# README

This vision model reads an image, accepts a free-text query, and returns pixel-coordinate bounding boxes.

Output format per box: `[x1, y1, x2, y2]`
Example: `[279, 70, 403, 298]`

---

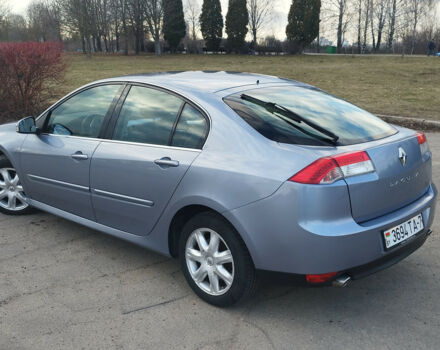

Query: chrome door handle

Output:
[71, 152, 88, 160]
[154, 157, 179, 168]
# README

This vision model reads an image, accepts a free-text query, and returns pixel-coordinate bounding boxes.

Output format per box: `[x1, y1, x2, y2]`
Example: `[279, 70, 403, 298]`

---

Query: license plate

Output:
[383, 214, 424, 249]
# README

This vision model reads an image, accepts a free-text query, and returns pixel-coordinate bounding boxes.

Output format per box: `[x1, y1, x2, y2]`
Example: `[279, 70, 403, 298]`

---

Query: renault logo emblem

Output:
[398, 147, 407, 166]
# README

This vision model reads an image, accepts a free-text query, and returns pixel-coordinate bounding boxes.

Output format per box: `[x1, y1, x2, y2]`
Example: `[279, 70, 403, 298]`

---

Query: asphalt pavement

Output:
[1, 133, 440, 350]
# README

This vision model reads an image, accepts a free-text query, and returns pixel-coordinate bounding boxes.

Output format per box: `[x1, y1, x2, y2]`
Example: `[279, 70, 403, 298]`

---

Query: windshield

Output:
[223, 86, 397, 146]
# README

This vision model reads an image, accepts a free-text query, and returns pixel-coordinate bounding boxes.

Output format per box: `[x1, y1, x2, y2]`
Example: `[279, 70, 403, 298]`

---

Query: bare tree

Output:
[107, 0, 119, 51]
[323, 0, 351, 53]
[28, 0, 62, 42]
[91, 0, 111, 52]
[369, 0, 376, 49]
[118, 0, 129, 54]
[127, 0, 145, 54]
[372, 0, 388, 51]
[99, 0, 111, 51]
[0, 1, 10, 40]
[337, 0, 349, 53]
[0, 1, 9, 23]
[362, 0, 371, 52]
[185, 0, 200, 40]
[58, 0, 93, 55]
[356, 0, 363, 53]
[405, 0, 433, 54]
[387, 0, 398, 51]
[4, 14, 28, 41]
[144, 0, 163, 55]
[247, 0, 273, 48]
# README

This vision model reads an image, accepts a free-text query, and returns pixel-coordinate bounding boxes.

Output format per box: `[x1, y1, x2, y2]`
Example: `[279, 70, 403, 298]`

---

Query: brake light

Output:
[306, 272, 338, 284]
[416, 132, 429, 156]
[289, 151, 375, 185]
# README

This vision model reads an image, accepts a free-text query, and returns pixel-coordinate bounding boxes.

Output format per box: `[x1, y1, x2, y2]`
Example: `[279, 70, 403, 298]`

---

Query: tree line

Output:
[0, 0, 438, 55]
[321, 0, 439, 55]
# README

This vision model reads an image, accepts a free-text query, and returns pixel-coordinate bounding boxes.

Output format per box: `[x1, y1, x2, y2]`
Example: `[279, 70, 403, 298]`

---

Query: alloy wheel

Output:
[0, 167, 28, 212]
[185, 228, 235, 296]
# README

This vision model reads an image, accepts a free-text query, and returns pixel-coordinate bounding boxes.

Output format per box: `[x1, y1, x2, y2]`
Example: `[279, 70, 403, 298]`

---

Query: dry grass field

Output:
[58, 53, 439, 120]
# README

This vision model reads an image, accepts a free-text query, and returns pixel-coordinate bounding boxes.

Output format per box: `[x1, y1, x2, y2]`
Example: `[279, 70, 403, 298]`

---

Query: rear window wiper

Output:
[240, 94, 339, 145]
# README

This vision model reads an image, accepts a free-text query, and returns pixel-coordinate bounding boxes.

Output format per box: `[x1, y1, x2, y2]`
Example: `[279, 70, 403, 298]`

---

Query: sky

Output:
[10, 0, 33, 15]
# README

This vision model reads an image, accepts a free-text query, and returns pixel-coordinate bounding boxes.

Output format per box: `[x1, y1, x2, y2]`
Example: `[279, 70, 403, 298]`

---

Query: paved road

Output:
[1, 134, 440, 350]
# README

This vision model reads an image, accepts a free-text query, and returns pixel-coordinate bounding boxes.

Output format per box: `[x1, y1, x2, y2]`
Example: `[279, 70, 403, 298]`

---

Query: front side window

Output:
[113, 86, 183, 146]
[171, 104, 208, 149]
[46, 84, 121, 138]
[224, 86, 397, 146]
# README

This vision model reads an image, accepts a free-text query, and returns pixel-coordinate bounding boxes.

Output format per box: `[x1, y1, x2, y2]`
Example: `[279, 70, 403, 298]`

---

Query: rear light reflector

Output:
[306, 272, 338, 284]
[289, 151, 374, 185]
[416, 132, 429, 156]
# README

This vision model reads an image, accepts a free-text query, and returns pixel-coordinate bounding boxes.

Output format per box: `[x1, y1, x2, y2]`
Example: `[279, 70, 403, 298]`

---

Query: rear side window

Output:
[224, 86, 397, 146]
[113, 86, 183, 146]
[171, 104, 208, 149]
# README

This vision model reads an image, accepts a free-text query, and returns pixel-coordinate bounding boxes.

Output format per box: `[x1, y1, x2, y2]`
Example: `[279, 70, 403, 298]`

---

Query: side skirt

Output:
[28, 199, 171, 257]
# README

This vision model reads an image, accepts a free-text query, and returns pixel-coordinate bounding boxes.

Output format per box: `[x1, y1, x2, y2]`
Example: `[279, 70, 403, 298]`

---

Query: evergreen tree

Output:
[286, 0, 321, 54]
[200, 0, 223, 52]
[225, 0, 248, 53]
[163, 0, 186, 53]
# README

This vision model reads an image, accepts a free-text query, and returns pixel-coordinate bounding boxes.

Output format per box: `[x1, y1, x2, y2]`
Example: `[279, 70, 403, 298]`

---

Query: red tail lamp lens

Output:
[289, 157, 340, 184]
[289, 151, 374, 185]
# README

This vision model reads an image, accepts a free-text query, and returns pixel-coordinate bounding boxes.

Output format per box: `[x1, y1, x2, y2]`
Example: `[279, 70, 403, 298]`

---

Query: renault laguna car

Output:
[0, 72, 436, 306]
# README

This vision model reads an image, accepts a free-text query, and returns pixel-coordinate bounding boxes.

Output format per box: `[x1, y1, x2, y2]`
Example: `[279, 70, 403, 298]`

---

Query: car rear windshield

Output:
[223, 86, 397, 146]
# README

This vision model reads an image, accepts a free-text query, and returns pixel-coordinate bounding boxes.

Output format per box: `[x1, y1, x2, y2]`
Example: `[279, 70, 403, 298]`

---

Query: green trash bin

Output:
[326, 46, 337, 54]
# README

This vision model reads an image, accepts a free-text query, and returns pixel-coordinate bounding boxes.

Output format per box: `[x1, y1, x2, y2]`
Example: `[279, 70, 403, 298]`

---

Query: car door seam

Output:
[89, 140, 103, 222]
[146, 151, 203, 236]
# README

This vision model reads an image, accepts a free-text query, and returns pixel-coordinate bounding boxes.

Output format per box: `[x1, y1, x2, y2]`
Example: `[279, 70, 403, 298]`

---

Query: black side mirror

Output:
[16, 116, 38, 134]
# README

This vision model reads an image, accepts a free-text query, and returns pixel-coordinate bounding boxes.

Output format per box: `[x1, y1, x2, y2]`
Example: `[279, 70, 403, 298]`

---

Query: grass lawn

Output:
[60, 54, 440, 120]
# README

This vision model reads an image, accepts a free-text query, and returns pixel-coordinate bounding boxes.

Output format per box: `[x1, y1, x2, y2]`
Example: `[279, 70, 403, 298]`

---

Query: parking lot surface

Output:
[1, 133, 440, 350]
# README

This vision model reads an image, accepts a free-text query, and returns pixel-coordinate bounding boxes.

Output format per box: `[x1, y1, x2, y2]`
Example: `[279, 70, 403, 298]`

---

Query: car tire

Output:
[0, 157, 34, 215]
[179, 212, 258, 307]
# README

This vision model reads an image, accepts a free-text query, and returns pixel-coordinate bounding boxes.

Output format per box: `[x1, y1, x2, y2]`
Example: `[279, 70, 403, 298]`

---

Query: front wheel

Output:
[179, 212, 257, 307]
[0, 158, 33, 215]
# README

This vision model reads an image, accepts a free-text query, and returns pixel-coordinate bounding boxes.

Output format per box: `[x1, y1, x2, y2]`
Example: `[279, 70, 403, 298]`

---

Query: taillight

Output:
[289, 151, 374, 185]
[416, 131, 429, 156]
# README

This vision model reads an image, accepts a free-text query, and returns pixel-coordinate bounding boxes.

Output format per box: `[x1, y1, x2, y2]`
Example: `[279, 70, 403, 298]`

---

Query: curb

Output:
[377, 115, 440, 132]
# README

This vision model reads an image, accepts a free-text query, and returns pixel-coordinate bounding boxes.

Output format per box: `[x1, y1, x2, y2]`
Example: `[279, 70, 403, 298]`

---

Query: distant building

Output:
[319, 37, 333, 47]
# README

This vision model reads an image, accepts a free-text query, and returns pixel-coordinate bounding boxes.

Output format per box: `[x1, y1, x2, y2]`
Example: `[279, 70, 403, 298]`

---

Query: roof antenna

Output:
[256, 80, 260, 85]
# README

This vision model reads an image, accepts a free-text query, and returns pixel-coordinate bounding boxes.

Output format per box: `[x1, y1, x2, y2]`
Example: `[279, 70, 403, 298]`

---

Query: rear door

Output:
[90, 85, 209, 236]
[20, 84, 123, 220]
[346, 136, 431, 223]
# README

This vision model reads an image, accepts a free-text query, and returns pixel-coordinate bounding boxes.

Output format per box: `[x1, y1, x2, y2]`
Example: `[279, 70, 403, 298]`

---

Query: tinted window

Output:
[172, 104, 207, 149]
[224, 86, 397, 146]
[46, 85, 121, 138]
[113, 86, 183, 145]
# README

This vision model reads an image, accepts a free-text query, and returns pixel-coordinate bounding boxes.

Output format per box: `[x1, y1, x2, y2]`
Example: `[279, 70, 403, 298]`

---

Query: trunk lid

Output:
[345, 134, 431, 223]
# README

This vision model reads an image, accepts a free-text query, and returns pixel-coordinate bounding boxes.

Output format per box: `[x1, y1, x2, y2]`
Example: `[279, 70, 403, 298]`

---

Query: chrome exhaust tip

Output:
[332, 274, 351, 287]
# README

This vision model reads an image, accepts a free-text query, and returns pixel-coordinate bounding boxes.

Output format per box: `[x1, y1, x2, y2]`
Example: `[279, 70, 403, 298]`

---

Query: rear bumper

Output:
[257, 228, 432, 286]
[225, 182, 437, 275]
[347, 228, 431, 280]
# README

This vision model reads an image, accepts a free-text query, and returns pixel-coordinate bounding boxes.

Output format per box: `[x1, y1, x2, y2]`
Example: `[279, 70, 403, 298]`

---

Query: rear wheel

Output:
[0, 158, 33, 215]
[179, 212, 257, 307]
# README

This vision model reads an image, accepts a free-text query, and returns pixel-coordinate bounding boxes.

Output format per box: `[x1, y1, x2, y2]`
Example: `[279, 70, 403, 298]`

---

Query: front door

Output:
[20, 84, 123, 220]
[90, 85, 209, 235]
